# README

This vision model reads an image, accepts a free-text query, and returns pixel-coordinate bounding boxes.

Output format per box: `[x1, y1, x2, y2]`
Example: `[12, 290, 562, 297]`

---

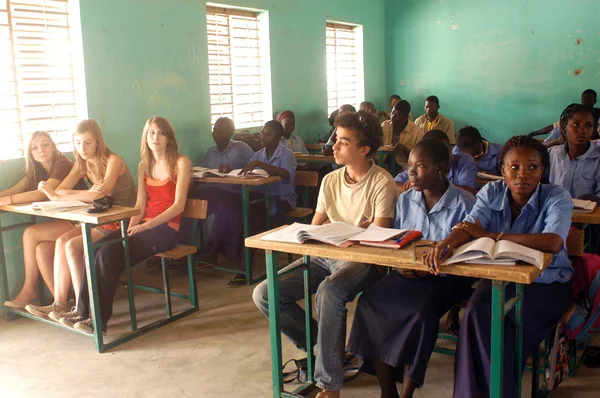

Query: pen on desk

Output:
[394, 231, 408, 244]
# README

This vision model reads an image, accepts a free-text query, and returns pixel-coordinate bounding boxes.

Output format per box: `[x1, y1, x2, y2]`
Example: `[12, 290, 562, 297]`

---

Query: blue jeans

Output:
[252, 257, 381, 391]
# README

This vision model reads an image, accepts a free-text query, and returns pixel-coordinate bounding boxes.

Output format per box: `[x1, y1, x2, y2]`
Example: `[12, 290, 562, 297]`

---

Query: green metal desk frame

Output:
[263, 250, 526, 398]
[0, 214, 199, 353]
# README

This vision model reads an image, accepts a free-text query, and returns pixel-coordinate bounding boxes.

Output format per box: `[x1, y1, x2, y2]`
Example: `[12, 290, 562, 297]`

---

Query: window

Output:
[1, 0, 87, 160]
[206, 5, 271, 129]
[326, 22, 364, 115]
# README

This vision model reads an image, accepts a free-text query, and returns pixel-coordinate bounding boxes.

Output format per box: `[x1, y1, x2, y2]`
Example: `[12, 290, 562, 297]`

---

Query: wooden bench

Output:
[133, 199, 208, 317]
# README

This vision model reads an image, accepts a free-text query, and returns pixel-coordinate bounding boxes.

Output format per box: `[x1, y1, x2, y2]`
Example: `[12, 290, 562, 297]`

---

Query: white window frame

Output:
[206, 4, 272, 130]
[0, 0, 87, 160]
[325, 21, 364, 116]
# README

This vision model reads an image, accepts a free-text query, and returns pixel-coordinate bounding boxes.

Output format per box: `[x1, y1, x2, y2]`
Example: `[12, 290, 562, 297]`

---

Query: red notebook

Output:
[360, 230, 422, 250]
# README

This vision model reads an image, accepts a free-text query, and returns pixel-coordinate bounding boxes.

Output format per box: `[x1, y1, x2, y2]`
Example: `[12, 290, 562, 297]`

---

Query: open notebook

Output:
[193, 166, 269, 179]
[259, 222, 406, 248]
[442, 237, 544, 269]
[573, 198, 597, 213]
[15, 201, 90, 213]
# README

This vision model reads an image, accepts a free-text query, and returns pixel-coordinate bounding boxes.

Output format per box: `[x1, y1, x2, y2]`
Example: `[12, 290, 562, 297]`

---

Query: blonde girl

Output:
[2, 131, 83, 309]
[60, 117, 190, 334]
[24, 120, 136, 320]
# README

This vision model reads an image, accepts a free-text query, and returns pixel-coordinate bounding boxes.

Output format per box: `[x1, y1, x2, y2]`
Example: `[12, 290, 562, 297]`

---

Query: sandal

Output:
[227, 274, 246, 287]
[343, 353, 360, 382]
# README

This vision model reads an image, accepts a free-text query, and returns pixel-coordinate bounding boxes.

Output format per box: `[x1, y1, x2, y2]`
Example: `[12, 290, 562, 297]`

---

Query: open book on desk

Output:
[442, 237, 544, 269]
[193, 166, 269, 179]
[15, 201, 90, 213]
[572, 198, 597, 213]
[259, 222, 406, 248]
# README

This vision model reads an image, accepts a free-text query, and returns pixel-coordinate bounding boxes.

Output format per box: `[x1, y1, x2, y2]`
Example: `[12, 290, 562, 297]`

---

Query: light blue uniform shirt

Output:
[394, 182, 476, 241]
[453, 139, 502, 175]
[202, 140, 254, 193]
[464, 181, 573, 284]
[280, 134, 309, 154]
[544, 126, 562, 143]
[249, 143, 297, 208]
[395, 153, 478, 191]
[548, 141, 600, 198]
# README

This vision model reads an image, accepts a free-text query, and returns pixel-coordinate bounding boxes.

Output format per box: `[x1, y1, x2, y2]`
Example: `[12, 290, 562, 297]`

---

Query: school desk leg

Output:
[303, 255, 314, 382]
[266, 249, 283, 397]
[81, 222, 105, 352]
[264, 185, 271, 231]
[0, 217, 11, 320]
[242, 186, 252, 284]
[515, 283, 524, 398]
[490, 280, 506, 398]
[120, 219, 137, 330]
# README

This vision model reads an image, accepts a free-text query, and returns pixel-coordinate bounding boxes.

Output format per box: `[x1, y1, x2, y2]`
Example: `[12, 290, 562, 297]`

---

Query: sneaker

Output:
[59, 315, 85, 328]
[49, 306, 78, 322]
[25, 302, 65, 318]
[74, 319, 106, 335]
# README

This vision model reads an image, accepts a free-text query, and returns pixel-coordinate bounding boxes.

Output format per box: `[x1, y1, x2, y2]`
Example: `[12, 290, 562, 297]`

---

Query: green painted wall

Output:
[385, 0, 600, 143]
[1, 0, 386, 313]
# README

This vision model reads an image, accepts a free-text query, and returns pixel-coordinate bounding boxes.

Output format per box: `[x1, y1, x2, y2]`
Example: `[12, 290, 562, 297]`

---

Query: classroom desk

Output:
[305, 144, 323, 154]
[571, 207, 600, 224]
[303, 145, 398, 174]
[293, 154, 336, 165]
[0, 203, 168, 353]
[193, 175, 281, 284]
[245, 226, 552, 398]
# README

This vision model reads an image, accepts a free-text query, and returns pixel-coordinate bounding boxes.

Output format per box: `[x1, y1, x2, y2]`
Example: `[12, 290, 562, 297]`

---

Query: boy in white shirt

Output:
[253, 111, 397, 398]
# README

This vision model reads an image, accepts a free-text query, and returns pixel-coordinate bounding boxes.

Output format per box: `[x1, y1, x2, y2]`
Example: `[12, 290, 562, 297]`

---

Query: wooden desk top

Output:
[293, 154, 336, 163]
[572, 207, 600, 224]
[193, 175, 282, 186]
[0, 203, 139, 225]
[305, 144, 323, 150]
[245, 226, 552, 284]
[305, 144, 395, 153]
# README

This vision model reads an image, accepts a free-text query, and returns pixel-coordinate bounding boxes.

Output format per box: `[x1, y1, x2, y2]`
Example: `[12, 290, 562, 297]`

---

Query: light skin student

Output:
[24, 119, 136, 319]
[1, 131, 80, 309]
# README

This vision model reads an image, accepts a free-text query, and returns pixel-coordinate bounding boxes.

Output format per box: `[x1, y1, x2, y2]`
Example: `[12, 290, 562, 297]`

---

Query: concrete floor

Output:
[1, 255, 600, 398]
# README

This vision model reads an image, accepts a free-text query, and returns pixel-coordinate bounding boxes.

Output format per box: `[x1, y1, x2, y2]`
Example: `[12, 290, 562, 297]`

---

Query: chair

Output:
[285, 171, 319, 262]
[133, 199, 207, 317]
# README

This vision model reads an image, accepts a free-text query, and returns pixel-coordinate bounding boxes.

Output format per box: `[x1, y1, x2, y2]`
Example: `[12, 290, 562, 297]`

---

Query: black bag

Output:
[87, 195, 114, 213]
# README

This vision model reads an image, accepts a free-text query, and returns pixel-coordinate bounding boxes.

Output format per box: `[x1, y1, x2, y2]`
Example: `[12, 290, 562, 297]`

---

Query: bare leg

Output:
[399, 365, 418, 398]
[11, 220, 75, 303]
[53, 228, 86, 306]
[64, 229, 105, 305]
[35, 242, 55, 295]
[372, 359, 400, 398]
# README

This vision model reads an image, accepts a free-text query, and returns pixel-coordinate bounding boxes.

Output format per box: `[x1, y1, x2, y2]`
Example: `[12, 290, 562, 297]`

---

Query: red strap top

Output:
[142, 175, 181, 231]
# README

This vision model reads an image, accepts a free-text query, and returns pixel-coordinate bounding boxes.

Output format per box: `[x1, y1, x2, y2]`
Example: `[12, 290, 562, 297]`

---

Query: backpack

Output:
[564, 253, 600, 342]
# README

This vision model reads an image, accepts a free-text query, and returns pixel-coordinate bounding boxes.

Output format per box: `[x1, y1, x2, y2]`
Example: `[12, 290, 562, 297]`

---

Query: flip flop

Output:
[227, 275, 246, 287]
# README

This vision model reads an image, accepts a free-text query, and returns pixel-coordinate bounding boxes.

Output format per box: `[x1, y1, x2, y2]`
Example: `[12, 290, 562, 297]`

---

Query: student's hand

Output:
[219, 164, 232, 174]
[423, 240, 455, 275]
[90, 180, 109, 196]
[403, 180, 412, 191]
[38, 181, 57, 200]
[357, 214, 374, 228]
[453, 220, 493, 240]
[127, 223, 148, 236]
[239, 160, 261, 175]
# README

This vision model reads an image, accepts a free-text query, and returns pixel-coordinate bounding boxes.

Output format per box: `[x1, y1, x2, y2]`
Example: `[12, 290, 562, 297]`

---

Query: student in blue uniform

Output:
[425, 135, 573, 398]
[205, 120, 296, 286]
[454, 125, 503, 175]
[346, 138, 476, 398]
[548, 103, 600, 202]
[395, 129, 477, 194]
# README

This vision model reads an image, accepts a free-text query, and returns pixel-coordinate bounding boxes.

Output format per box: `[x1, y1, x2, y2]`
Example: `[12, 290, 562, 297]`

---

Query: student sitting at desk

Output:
[414, 95, 455, 144]
[381, 100, 424, 171]
[276, 110, 309, 155]
[347, 138, 475, 398]
[1, 131, 85, 309]
[24, 119, 137, 320]
[454, 125, 503, 175]
[253, 111, 397, 398]
[201, 120, 297, 287]
[425, 135, 573, 398]
[395, 129, 477, 195]
[63, 117, 191, 334]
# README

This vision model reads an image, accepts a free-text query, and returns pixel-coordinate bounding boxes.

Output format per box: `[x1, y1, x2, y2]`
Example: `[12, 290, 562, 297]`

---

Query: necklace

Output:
[345, 169, 358, 184]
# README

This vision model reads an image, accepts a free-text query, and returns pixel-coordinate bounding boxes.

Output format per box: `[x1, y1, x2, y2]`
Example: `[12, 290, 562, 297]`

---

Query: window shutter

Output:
[326, 23, 359, 116]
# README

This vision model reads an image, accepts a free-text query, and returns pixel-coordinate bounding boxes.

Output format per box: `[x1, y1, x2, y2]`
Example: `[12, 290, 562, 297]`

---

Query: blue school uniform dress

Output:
[544, 126, 563, 143]
[280, 134, 309, 155]
[347, 182, 476, 387]
[548, 141, 600, 198]
[395, 153, 478, 192]
[454, 181, 573, 398]
[210, 143, 297, 268]
[453, 139, 502, 175]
